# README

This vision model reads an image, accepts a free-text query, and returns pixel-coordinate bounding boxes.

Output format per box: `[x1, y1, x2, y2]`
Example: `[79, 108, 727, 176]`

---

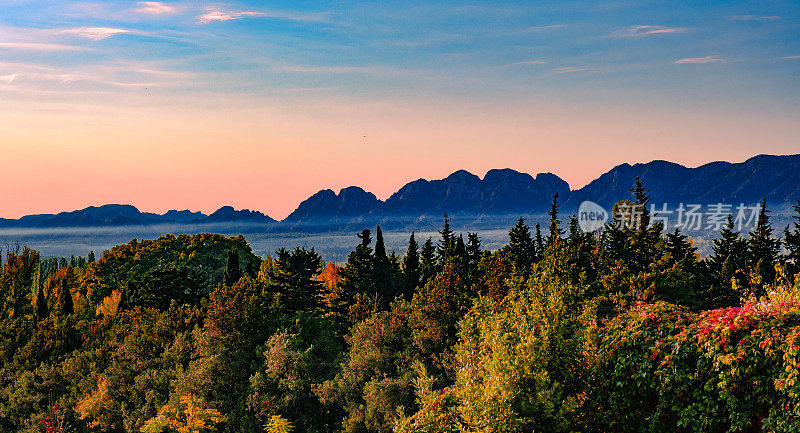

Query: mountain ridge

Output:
[1, 154, 798, 229]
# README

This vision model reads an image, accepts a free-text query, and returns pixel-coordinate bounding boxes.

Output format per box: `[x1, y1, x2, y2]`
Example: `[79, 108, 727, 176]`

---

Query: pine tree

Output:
[534, 223, 544, 261]
[437, 213, 455, 262]
[87, 250, 96, 263]
[372, 225, 397, 307]
[224, 249, 242, 286]
[403, 232, 420, 298]
[665, 229, 697, 267]
[419, 237, 436, 285]
[748, 198, 781, 289]
[505, 217, 536, 275]
[454, 234, 467, 261]
[784, 197, 800, 276]
[630, 176, 652, 230]
[547, 193, 564, 247]
[339, 229, 375, 302]
[466, 232, 482, 270]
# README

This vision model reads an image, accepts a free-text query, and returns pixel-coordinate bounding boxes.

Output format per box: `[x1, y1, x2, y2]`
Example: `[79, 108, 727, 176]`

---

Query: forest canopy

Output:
[1, 181, 800, 433]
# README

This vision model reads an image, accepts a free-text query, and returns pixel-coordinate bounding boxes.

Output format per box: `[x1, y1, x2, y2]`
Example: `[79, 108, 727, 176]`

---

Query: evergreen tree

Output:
[339, 229, 375, 301]
[36, 283, 48, 320]
[454, 234, 467, 262]
[87, 250, 96, 263]
[630, 176, 652, 230]
[372, 225, 398, 307]
[534, 223, 545, 261]
[419, 237, 436, 285]
[505, 217, 536, 275]
[748, 198, 781, 289]
[224, 249, 242, 286]
[403, 232, 420, 298]
[665, 229, 697, 268]
[702, 215, 748, 308]
[547, 193, 564, 246]
[272, 247, 323, 313]
[60, 277, 74, 315]
[466, 232, 482, 270]
[784, 197, 800, 276]
[437, 213, 455, 263]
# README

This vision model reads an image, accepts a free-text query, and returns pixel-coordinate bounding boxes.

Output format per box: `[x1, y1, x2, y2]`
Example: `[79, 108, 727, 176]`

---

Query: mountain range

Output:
[1, 154, 798, 230]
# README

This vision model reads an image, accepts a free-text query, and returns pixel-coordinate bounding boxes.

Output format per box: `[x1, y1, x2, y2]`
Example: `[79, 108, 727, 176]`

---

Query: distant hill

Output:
[1, 154, 798, 230]
[0, 205, 274, 228]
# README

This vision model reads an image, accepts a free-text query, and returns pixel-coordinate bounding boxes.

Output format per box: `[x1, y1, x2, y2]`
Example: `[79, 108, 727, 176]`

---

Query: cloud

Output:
[784, 55, 800, 60]
[0, 74, 19, 83]
[0, 42, 89, 51]
[730, 15, 779, 21]
[674, 55, 726, 64]
[197, 8, 264, 24]
[507, 60, 547, 66]
[197, 7, 327, 24]
[524, 24, 563, 33]
[60, 27, 130, 40]
[554, 66, 591, 74]
[135, 1, 176, 15]
[613, 25, 687, 37]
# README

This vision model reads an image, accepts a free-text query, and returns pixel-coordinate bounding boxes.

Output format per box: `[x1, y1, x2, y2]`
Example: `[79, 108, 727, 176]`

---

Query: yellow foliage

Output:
[96, 289, 122, 317]
[75, 377, 117, 430]
[264, 415, 294, 433]
[142, 394, 226, 433]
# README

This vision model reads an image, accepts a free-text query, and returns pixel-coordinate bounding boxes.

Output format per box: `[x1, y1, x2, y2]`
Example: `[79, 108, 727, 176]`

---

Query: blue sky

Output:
[1, 0, 799, 218]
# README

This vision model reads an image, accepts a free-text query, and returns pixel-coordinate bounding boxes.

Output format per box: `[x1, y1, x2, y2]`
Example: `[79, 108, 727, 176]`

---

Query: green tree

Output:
[748, 198, 781, 291]
[403, 232, 420, 299]
[224, 249, 243, 286]
[504, 217, 536, 276]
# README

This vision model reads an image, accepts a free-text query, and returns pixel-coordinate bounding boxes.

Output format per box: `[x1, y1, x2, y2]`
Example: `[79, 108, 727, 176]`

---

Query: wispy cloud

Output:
[554, 66, 592, 74]
[507, 60, 547, 66]
[674, 55, 726, 64]
[524, 24, 563, 33]
[197, 8, 264, 24]
[0, 42, 89, 51]
[613, 25, 687, 37]
[135, 1, 177, 15]
[783, 55, 800, 60]
[61, 27, 130, 40]
[197, 7, 327, 24]
[730, 15, 779, 21]
[0, 74, 19, 83]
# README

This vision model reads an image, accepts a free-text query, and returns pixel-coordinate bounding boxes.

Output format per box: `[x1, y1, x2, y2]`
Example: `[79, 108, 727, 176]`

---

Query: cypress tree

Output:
[224, 249, 242, 286]
[36, 284, 48, 320]
[61, 278, 74, 315]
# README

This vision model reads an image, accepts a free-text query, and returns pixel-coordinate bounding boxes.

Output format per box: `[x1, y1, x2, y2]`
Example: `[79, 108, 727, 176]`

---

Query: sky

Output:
[1, 0, 799, 220]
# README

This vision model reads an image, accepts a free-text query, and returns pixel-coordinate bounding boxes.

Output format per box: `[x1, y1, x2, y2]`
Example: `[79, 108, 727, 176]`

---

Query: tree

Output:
[547, 193, 564, 246]
[267, 247, 323, 313]
[142, 394, 226, 433]
[437, 214, 455, 263]
[784, 196, 800, 277]
[748, 198, 781, 290]
[505, 217, 536, 275]
[373, 225, 399, 307]
[224, 249, 243, 286]
[36, 283, 48, 320]
[339, 229, 375, 304]
[403, 232, 420, 299]
[534, 223, 544, 262]
[419, 238, 436, 286]
[702, 216, 748, 308]
[466, 232, 482, 271]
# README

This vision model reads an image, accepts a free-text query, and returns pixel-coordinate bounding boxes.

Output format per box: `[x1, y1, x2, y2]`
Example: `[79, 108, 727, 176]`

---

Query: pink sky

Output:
[1, 92, 798, 220]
